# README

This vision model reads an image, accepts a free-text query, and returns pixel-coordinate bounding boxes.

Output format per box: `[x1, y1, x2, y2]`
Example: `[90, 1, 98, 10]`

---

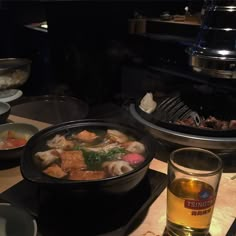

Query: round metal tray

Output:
[130, 104, 236, 150]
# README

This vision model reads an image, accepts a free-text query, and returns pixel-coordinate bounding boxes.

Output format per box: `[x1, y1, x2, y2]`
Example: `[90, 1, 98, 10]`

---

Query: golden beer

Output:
[167, 178, 215, 236]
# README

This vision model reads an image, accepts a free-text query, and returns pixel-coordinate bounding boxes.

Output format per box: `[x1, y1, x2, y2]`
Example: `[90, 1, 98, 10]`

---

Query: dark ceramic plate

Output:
[21, 119, 156, 194]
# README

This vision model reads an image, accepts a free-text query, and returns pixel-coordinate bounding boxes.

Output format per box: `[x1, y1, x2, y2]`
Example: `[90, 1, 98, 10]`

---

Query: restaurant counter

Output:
[0, 114, 235, 236]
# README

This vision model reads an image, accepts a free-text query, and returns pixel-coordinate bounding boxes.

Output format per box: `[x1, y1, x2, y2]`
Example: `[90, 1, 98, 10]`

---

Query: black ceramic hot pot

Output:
[20, 120, 156, 194]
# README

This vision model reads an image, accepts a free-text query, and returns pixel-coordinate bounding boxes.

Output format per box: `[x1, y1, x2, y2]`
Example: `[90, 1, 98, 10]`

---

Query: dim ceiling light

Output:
[41, 23, 48, 29]
[218, 50, 230, 56]
[224, 28, 233, 31]
[228, 7, 235, 12]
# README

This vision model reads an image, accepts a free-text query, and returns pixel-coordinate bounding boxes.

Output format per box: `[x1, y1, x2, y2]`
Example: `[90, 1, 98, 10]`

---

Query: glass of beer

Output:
[166, 147, 223, 236]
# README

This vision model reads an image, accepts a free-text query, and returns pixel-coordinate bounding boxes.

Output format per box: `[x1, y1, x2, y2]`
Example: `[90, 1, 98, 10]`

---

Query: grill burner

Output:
[135, 90, 236, 137]
[130, 89, 236, 150]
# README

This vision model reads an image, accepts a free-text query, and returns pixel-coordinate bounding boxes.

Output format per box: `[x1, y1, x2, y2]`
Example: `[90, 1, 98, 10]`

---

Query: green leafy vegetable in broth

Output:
[82, 147, 126, 170]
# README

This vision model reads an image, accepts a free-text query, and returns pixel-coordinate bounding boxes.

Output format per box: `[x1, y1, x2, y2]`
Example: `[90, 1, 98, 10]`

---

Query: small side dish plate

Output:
[0, 123, 39, 160]
[0, 203, 37, 236]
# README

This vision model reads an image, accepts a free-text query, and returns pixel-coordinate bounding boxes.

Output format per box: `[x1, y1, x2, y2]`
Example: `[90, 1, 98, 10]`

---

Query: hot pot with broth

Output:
[20, 120, 156, 194]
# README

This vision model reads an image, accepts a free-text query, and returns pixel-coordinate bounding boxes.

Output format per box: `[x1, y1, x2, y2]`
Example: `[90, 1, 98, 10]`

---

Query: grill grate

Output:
[154, 95, 201, 125]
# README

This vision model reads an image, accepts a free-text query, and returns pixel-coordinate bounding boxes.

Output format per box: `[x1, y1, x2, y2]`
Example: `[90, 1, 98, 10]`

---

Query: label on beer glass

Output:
[184, 190, 215, 210]
[167, 178, 215, 229]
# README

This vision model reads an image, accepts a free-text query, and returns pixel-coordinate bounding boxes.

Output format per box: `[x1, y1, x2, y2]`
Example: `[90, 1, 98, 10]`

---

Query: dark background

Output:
[0, 1, 204, 105]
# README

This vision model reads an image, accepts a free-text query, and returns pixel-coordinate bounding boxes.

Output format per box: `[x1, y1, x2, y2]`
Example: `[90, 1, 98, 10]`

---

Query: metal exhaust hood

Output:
[187, 1, 236, 79]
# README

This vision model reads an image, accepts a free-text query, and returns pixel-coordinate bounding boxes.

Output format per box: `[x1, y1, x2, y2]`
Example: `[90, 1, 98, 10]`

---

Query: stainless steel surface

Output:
[214, 5, 236, 10]
[187, 2, 236, 79]
[189, 53, 236, 79]
[154, 95, 201, 125]
[130, 104, 236, 150]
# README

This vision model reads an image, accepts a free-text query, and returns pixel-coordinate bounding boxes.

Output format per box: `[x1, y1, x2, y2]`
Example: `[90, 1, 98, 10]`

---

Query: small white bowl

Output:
[0, 203, 37, 236]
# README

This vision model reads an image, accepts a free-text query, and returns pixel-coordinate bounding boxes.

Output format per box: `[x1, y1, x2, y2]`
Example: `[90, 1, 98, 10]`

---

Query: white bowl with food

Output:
[0, 123, 39, 160]
[0, 58, 31, 90]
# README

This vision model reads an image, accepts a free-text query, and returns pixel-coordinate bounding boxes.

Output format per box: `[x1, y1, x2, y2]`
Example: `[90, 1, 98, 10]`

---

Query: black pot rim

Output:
[21, 119, 155, 186]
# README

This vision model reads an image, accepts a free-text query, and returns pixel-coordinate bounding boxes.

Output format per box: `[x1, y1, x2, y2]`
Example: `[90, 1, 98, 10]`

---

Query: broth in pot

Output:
[34, 128, 146, 181]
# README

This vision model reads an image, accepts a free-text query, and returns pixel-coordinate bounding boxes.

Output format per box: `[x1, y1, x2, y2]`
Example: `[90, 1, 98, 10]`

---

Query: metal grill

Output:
[154, 96, 201, 125]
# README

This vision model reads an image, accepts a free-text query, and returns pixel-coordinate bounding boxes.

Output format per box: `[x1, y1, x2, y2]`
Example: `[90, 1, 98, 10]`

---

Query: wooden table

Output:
[1, 115, 236, 236]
